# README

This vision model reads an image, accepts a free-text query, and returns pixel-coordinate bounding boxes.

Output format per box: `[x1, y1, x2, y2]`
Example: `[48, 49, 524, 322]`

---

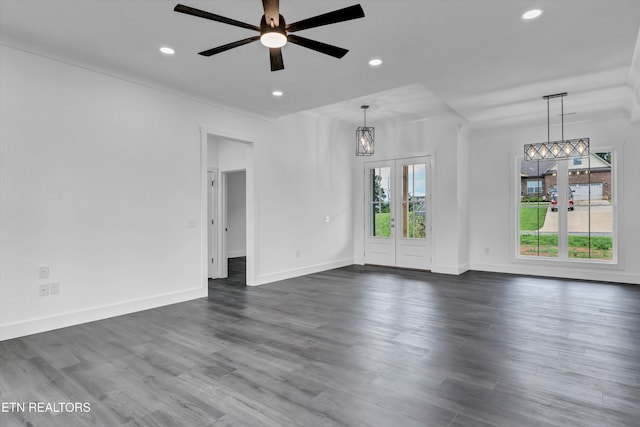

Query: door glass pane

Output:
[567, 152, 613, 260]
[370, 167, 391, 237]
[520, 159, 558, 257]
[402, 163, 426, 239]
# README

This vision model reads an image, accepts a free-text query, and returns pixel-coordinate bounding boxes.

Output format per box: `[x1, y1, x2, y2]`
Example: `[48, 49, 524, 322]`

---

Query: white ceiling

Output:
[2, 0, 639, 128]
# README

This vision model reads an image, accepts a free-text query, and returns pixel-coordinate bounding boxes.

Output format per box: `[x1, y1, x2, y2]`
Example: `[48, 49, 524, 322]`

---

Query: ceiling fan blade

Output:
[262, 0, 280, 27]
[286, 4, 364, 33]
[198, 36, 260, 57]
[287, 34, 349, 59]
[269, 48, 285, 71]
[174, 4, 260, 32]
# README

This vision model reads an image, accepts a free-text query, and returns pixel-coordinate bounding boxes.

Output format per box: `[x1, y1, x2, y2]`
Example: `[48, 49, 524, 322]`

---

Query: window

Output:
[370, 167, 391, 237]
[401, 163, 426, 239]
[526, 180, 542, 194]
[518, 151, 614, 262]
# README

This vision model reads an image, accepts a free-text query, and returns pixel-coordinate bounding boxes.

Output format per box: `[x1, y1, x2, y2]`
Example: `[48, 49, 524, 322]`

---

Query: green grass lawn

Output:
[374, 212, 390, 237]
[520, 234, 613, 260]
[373, 212, 425, 238]
[520, 204, 548, 231]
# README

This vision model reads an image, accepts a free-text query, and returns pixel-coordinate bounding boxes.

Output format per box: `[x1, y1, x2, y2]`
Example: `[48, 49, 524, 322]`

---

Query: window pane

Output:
[402, 164, 426, 239]
[526, 180, 542, 194]
[520, 159, 558, 257]
[370, 167, 391, 237]
[567, 153, 613, 260]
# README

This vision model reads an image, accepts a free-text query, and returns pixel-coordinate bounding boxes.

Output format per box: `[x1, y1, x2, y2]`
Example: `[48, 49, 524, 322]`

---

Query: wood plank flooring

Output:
[1, 264, 639, 426]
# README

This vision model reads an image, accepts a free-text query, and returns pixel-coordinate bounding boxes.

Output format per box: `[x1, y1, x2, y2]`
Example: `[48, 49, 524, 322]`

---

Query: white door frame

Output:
[363, 155, 433, 270]
[207, 169, 218, 279]
[200, 126, 257, 286]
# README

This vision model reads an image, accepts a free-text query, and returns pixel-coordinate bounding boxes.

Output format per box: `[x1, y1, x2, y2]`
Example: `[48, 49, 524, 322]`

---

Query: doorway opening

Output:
[201, 128, 256, 288]
[220, 170, 247, 285]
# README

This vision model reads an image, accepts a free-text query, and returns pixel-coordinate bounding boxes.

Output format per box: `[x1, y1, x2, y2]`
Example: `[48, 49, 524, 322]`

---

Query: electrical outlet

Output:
[296, 251, 301, 258]
[50, 282, 60, 294]
[39, 266, 50, 279]
[187, 218, 197, 228]
[39, 284, 50, 297]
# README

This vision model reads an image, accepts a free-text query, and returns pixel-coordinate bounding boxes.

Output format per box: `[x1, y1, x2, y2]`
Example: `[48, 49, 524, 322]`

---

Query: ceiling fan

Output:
[174, 0, 365, 71]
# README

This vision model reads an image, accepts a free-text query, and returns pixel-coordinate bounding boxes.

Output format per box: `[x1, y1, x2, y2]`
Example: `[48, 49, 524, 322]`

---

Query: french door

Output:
[364, 157, 431, 269]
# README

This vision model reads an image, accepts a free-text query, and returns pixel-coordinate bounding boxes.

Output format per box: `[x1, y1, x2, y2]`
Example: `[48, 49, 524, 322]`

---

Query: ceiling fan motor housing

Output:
[260, 14, 286, 34]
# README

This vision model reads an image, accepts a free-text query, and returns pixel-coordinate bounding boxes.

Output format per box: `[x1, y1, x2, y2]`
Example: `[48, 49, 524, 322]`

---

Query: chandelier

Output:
[524, 92, 589, 161]
[356, 105, 374, 156]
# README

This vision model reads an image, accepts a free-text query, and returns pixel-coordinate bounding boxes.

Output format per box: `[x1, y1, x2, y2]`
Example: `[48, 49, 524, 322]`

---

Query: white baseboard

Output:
[0, 287, 207, 341]
[253, 258, 355, 286]
[431, 263, 470, 275]
[226, 250, 246, 258]
[470, 262, 640, 285]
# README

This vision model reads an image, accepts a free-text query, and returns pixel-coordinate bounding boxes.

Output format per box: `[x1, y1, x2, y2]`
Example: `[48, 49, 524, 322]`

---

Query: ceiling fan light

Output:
[521, 9, 543, 20]
[260, 31, 287, 48]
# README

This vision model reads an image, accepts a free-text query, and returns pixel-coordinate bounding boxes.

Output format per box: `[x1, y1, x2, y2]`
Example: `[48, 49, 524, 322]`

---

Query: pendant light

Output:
[356, 105, 374, 156]
[524, 92, 589, 160]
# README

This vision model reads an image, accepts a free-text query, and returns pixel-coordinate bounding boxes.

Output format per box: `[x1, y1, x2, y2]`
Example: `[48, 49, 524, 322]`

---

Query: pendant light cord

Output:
[561, 95, 564, 142]
[547, 96, 550, 144]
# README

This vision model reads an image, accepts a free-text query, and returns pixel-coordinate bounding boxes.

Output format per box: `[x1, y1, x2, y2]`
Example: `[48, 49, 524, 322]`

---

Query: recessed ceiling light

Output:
[272, 90, 283, 97]
[368, 58, 383, 67]
[521, 9, 543, 20]
[160, 46, 175, 55]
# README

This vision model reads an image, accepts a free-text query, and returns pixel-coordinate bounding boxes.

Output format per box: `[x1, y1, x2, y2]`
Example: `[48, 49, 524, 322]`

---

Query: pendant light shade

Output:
[356, 105, 374, 156]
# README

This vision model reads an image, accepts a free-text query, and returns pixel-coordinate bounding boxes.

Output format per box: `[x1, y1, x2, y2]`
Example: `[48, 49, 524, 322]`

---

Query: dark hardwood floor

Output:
[213, 256, 246, 287]
[1, 265, 639, 426]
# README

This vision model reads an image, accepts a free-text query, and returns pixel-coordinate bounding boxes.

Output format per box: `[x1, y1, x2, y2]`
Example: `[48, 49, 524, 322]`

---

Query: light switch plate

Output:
[39, 266, 50, 279]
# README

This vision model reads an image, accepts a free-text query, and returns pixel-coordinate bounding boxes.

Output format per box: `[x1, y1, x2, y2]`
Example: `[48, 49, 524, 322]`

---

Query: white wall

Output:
[467, 116, 640, 284]
[226, 171, 246, 258]
[352, 115, 469, 274]
[208, 137, 248, 172]
[253, 112, 355, 284]
[0, 45, 267, 339]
